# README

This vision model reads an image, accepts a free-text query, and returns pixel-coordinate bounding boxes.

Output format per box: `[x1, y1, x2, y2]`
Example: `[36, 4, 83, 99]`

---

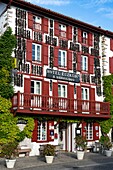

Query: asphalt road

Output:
[17, 161, 113, 170]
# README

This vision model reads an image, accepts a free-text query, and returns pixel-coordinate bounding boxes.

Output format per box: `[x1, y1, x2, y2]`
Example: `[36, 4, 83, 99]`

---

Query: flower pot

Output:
[45, 156, 54, 163]
[6, 159, 16, 168]
[105, 150, 112, 157]
[76, 151, 85, 160]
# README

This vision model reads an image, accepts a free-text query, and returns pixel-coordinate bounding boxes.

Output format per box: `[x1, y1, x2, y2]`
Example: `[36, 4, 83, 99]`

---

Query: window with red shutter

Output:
[86, 123, 93, 140]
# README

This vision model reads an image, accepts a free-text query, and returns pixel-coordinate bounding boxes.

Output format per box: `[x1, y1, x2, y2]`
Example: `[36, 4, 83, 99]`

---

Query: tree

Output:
[0, 27, 16, 99]
[0, 27, 34, 146]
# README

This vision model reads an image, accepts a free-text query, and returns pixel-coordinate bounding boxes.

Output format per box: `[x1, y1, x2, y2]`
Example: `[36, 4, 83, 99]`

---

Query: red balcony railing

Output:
[11, 92, 110, 118]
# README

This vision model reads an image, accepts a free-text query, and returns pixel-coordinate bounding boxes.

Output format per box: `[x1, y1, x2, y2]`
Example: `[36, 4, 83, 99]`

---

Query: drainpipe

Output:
[0, 0, 13, 17]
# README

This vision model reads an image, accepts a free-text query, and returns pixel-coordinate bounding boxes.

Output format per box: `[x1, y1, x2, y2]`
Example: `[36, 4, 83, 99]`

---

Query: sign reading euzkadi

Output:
[46, 69, 80, 83]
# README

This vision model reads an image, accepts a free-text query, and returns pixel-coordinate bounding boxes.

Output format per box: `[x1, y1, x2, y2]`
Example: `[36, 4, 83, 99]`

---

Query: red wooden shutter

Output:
[90, 88, 95, 114]
[24, 78, 31, 93]
[77, 53, 81, 72]
[53, 82, 58, 111]
[54, 21, 59, 36]
[77, 86, 81, 113]
[93, 122, 99, 140]
[53, 82, 58, 97]
[110, 38, 113, 51]
[24, 78, 31, 107]
[82, 122, 87, 137]
[26, 39, 32, 62]
[42, 81, 49, 110]
[42, 17, 48, 33]
[67, 26, 72, 40]
[88, 56, 94, 74]
[88, 33, 93, 46]
[77, 86, 81, 99]
[78, 28, 82, 43]
[109, 57, 113, 73]
[90, 88, 95, 101]
[54, 47, 58, 67]
[67, 50, 72, 70]
[47, 121, 54, 141]
[42, 44, 48, 65]
[68, 84, 74, 112]
[28, 12, 33, 29]
[42, 81, 49, 96]
[32, 119, 37, 142]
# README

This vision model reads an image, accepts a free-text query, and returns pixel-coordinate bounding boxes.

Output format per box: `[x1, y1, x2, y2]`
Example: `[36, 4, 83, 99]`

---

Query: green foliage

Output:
[99, 75, 113, 134]
[0, 142, 19, 159]
[0, 27, 16, 99]
[99, 135, 112, 150]
[0, 97, 12, 113]
[43, 144, 55, 156]
[75, 135, 87, 151]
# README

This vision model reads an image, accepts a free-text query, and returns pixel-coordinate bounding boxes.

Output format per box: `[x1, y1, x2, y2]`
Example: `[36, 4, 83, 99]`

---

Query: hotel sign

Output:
[46, 69, 80, 83]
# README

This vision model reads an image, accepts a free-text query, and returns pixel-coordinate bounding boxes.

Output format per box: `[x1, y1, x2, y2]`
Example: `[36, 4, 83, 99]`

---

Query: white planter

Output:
[76, 151, 85, 160]
[105, 150, 112, 157]
[45, 156, 54, 163]
[6, 159, 16, 168]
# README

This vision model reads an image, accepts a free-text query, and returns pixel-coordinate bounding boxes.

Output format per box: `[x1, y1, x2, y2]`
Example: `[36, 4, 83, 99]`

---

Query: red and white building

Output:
[0, 0, 113, 156]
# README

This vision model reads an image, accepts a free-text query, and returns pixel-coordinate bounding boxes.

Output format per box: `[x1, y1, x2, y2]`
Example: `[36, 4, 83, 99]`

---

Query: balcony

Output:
[12, 92, 110, 119]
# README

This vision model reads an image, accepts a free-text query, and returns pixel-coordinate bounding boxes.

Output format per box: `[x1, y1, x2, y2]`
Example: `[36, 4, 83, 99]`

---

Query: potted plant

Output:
[0, 142, 19, 168]
[75, 135, 87, 160]
[43, 144, 55, 163]
[99, 135, 112, 156]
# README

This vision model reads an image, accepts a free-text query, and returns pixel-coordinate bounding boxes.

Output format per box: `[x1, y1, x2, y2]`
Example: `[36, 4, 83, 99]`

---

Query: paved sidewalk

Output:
[0, 152, 113, 170]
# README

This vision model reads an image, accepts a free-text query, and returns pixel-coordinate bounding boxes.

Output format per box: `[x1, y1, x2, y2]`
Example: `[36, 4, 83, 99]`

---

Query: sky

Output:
[25, 0, 113, 32]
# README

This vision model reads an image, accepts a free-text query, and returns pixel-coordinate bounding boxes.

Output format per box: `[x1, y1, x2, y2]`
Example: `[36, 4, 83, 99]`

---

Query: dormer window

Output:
[33, 16, 42, 30]
[82, 31, 88, 44]
[59, 24, 66, 37]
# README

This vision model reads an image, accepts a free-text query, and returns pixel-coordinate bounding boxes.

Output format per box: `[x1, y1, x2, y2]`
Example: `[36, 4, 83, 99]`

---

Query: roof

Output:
[1, 0, 113, 38]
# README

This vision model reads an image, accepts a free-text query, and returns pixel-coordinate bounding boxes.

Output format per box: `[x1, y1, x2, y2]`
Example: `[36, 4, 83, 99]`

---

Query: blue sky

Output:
[26, 0, 113, 32]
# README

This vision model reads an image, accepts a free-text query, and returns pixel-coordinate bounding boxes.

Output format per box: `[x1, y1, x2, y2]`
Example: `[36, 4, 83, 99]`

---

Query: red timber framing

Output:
[12, 91, 110, 119]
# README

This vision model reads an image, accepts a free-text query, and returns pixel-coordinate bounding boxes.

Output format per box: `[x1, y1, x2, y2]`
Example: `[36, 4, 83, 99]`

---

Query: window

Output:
[58, 84, 67, 110]
[33, 16, 41, 30]
[86, 123, 93, 140]
[32, 43, 41, 62]
[58, 84, 67, 98]
[81, 55, 88, 71]
[82, 87, 89, 100]
[82, 31, 88, 44]
[31, 80, 41, 94]
[37, 121, 47, 141]
[58, 50, 67, 67]
[59, 24, 66, 37]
